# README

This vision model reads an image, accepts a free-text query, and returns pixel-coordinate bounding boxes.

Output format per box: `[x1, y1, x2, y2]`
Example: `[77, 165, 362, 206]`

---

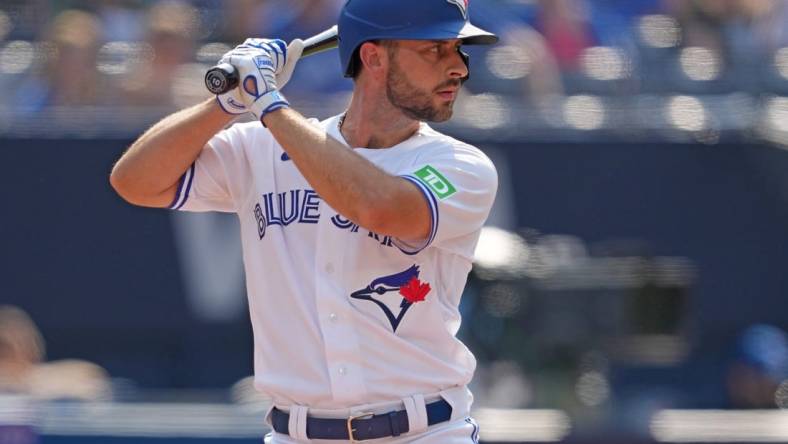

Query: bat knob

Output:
[205, 63, 239, 95]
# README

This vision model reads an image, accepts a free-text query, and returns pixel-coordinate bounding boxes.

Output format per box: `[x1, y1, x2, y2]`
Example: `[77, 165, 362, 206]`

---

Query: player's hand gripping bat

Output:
[205, 26, 339, 95]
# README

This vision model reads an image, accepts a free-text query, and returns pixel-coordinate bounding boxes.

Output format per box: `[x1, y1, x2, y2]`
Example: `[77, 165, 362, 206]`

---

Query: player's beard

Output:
[385, 58, 459, 123]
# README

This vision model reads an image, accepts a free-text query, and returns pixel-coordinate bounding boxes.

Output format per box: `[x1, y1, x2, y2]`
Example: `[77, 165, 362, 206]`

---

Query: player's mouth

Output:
[437, 89, 457, 101]
[435, 79, 461, 101]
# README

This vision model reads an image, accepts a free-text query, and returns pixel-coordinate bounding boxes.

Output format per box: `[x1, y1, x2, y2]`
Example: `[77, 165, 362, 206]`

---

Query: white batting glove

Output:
[218, 38, 304, 122]
[278, 38, 304, 90]
[234, 38, 304, 89]
[216, 87, 248, 115]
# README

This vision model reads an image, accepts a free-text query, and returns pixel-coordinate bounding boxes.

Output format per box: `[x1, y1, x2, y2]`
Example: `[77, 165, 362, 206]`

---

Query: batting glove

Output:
[216, 87, 248, 116]
[218, 38, 304, 122]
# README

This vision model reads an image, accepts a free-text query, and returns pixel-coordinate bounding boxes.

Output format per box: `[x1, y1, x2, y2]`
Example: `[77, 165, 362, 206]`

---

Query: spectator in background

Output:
[218, 0, 343, 43]
[413, 0, 566, 100]
[734, 0, 788, 52]
[219, 0, 268, 43]
[665, 0, 788, 73]
[120, 0, 199, 106]
[276, 0, 344, 40]
[504, 24, 566, 100]
[12, 9, 105, 113]
[726, 323, 788, 408]
[0, 306, 111, 401]
[0, 0, 52, 40]
[483, 0, 594, 101]
[0, 306, 44, 394]
[0, 308, 42, 444]
[586, 0, 663, 47]
[28, 359, 112, 401]
[535, 0, 595, 72]
[89, 0, 146, 41]
[281, 0, 353, 96]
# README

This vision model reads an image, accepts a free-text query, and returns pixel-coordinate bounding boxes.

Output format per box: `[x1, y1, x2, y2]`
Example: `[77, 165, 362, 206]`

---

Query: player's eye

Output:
[421, 44, 440, 54]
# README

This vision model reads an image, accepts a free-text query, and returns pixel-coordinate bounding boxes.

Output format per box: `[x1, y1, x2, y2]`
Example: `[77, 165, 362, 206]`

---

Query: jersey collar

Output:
[325, 113, 431, 151]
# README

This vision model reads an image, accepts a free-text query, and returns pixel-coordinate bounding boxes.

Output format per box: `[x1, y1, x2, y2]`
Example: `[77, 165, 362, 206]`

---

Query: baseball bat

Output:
[205, 25, 339, 95]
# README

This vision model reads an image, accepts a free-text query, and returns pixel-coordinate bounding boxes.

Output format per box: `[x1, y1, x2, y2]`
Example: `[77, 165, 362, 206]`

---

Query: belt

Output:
[270, 399, 452, 441]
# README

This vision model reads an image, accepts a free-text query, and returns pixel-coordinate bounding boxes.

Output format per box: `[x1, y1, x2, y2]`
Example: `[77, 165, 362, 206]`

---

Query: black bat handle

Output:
[205, 63, 239, 95]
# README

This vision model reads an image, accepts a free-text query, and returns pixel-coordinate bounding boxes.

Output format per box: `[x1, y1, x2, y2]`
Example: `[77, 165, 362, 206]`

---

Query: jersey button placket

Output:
[314, 214, 366, 403]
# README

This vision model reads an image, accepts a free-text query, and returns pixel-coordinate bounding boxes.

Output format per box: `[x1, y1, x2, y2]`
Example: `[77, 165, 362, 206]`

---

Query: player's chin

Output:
[430, 102, 455, 122]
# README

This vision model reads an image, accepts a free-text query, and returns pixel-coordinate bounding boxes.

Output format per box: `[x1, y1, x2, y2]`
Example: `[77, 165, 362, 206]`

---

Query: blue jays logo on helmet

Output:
[446, 0, 469, 19]
[350, 265, 431, 332]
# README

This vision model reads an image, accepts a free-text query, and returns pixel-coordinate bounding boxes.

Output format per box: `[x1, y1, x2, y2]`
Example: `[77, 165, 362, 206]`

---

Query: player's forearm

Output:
[263, 108, 429, 239]
[263, 109, 386, 224]
[110, 99, 234, 207]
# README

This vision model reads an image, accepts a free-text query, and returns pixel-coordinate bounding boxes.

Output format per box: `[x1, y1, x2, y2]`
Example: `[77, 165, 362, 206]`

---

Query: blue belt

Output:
[270, 399, 453, 441]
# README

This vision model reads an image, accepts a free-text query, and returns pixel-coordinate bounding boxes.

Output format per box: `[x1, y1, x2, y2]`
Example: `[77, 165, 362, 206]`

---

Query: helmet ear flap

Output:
[459, 49, 470, 82]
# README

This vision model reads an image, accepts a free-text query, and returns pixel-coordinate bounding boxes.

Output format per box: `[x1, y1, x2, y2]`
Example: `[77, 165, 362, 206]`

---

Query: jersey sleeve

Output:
[169, 122, 268, 213]
[393, 142, 498, 255]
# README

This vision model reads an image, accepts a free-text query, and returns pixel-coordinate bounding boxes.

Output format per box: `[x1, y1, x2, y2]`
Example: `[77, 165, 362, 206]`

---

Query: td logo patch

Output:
[414, 165, 456, 199]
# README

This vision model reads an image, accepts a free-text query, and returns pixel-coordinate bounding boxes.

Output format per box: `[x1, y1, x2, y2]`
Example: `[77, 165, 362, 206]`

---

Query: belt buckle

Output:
[347, 412, 374, 443]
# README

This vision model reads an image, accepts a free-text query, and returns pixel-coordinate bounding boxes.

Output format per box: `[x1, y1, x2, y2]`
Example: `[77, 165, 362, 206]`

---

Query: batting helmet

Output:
[338, 0, 498, 78]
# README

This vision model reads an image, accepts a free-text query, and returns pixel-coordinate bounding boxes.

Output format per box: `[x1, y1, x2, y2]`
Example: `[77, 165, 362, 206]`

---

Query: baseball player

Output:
[110, 0, 498, 442]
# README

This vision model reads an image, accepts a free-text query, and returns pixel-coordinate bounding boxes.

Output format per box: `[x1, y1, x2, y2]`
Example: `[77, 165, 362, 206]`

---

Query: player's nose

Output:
[447, 49, 468, 79]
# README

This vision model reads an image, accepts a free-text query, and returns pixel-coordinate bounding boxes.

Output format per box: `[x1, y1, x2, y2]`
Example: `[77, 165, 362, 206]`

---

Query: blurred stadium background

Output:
[2, 0, 788, 443]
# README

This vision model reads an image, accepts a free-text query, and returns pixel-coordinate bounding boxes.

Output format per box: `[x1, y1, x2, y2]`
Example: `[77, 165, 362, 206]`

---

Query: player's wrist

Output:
[251, 90, 290, 125]
[260, 104, 290, 127]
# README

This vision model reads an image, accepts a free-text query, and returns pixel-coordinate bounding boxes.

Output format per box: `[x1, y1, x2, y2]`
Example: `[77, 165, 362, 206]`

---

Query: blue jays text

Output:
[253, 188, 394, 247]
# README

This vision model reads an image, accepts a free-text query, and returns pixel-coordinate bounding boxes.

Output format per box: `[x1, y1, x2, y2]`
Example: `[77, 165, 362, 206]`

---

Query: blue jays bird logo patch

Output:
[350, 265, 431, 332]
[446, 0, 468, 19]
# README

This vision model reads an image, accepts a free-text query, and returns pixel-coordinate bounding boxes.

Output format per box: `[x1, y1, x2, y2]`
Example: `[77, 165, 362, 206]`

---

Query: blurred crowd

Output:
[0, 0, 348, 114]
[0, 0, 788, 116]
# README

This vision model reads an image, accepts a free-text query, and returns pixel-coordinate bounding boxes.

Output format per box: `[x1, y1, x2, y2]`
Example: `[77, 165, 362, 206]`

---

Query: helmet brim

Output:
[455, 21, 499, 45]
[391, 21, 498, 45]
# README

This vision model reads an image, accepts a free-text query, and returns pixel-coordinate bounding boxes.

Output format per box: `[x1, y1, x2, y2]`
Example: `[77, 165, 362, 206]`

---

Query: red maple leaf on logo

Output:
[399, 277, 431, 303]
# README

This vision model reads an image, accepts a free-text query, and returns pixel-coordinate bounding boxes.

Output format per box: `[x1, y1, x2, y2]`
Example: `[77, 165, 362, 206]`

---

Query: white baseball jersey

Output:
[169, 114, 498, 409]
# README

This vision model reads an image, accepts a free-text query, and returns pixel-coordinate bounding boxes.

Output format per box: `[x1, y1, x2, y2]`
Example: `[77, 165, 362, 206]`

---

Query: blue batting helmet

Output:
[338, 0, 498, 78]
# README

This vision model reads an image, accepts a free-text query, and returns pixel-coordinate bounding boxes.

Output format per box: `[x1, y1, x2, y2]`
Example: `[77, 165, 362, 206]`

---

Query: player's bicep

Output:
[169, 156, 239, 213]
[116, 171, 185, 209]
[147, 183, 181, 208]
[170, 133, 253, 213]
[385, 175, 438, 254]
[382, 176, 434, 242]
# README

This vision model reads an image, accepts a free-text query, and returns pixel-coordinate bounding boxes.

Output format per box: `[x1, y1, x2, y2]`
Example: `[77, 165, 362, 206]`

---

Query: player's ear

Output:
[358, 41, 387, 78]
